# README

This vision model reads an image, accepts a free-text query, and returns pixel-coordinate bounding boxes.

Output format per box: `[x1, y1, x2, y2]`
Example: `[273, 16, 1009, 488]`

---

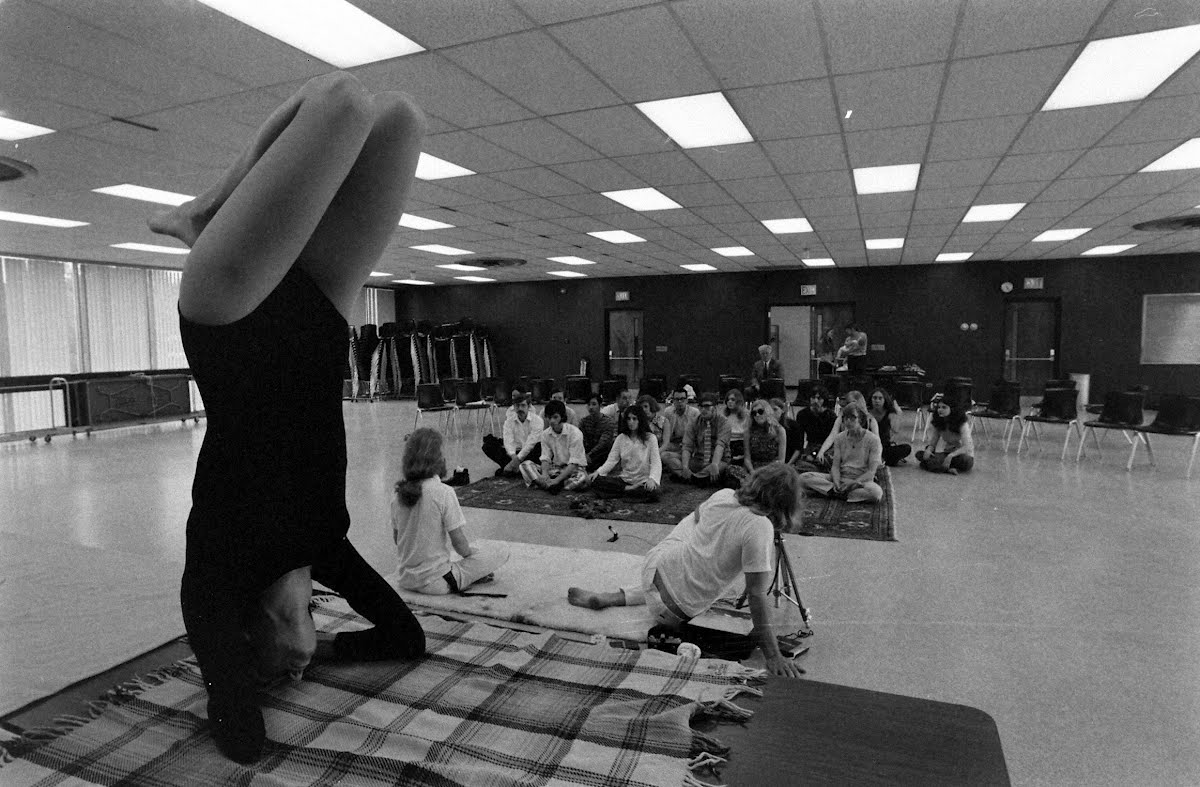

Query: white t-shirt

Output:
[648, 488, 774, 618]
[391, 477, 466, 589]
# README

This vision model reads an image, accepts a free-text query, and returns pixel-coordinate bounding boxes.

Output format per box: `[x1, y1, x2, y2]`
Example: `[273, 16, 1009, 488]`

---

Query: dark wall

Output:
[394, 252, 1200, 404]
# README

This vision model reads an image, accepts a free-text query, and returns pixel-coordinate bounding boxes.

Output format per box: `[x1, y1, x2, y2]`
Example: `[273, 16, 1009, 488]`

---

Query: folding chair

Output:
[639, 374, 668, 402]
[760, 378, 787, 401]
[454, 379, 491, 441]
[599, 379, 625, 404]
[719, 375, 744, 399]
[1076, 389, 1144, 463]
[565, 375, 592, 403]
[893, 377, 929, 441]
[414, 383, 455, 432]
[1019, 387, 1081, 461]
[970, 380, 1022, 452]
[1127, 394, 1200, 477]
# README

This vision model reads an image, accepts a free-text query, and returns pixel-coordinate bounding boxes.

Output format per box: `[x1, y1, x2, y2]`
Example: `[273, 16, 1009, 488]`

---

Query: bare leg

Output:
[568, 587, 628, 610]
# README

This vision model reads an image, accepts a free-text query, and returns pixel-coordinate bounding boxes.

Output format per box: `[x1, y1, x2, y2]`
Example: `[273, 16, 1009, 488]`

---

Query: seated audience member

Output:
[917, 400, 975, 475]
[549, 388, 580, 426]
[769, 398, 802, 465]
[798, 403, 883, 503]
[792, 386, 837, 465]
[677, 392, 731, 486]
[660, 388, 699, 477]
[482, 391, 543, 475]
[728, 399, 788, 485]
[747, 344, 783, 400]
[392, 429, 510, 595]
[723, 389, 750, 469]
[521, 400, 587, 493]
[638, 394, 669, 447]
[816, 327, 839, 376]
[589, 405, 662, 501]
[815, 390, 879, 463]
[601, 388, 635, 419]
[579, 394, 616, 472]
[567, 464, 805, 678]
[867, 387, 912, 466]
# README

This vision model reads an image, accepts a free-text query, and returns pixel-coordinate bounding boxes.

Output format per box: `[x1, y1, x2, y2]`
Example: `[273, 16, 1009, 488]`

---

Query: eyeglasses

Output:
[752, 409, 766, 415]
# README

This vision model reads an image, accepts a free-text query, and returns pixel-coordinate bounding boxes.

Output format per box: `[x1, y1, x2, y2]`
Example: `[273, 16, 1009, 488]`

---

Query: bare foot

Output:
[568, 587, 606, 610]
[148, 200, 209, 248]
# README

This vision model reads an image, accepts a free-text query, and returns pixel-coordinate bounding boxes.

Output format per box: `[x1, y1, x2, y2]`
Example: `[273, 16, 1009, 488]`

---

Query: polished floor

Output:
[1, 399, 1198, 786]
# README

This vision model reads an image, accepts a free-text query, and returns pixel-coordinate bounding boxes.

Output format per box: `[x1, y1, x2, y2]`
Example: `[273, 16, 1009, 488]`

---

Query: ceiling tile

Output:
[785, 170, 856, 198]
[503, 197, 582, 220]
[723, 176, 794, 203]
[359, 0, 535, 48]
[614, 151, 711, 186]
[1060, 141, 1181, 178]
[939, 46, 1077, 121]
[474, 119, 602, 165]
[686, 145, 777, 181]
[424, 130, 536, 173]
[914, 187, 980, 210]
[819, 0, 961, 74]
[440, 175, 534, 203]
[762, 135, 848, 175]
[692, 204, 756, 224]
[988, 150, 1083, 184]
[1035, 176, 1122, 201]
[488, 167, 590, 197]
[1100, 96, 1200, 146]
[548, 105, 674, 157]
[922, 158, 999, 189]
[800, 196, 858, 216]
[742, 201, 806, 220]
[927, 115, 1030, 163]
[955, 0, 1102, 57]
[550, 160, 645, 191]
[858, 193, 916, 214]
[844, 125, 931, 167]
[659, 182, 736, 208]
[731, 81, 842, 141]
[974, 182, 1047, 203]
[835, 64, 945, 130]
[811, 214, 862, 231]
[1011, 105, 1134, 154]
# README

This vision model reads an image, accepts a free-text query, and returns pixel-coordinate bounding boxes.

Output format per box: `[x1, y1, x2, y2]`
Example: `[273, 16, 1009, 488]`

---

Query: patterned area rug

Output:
[0, 598, 764, 787]
[457, 469, 897, 542]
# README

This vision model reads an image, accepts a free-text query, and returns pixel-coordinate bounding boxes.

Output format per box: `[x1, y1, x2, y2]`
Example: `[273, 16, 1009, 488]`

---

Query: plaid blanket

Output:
[2, 597, 764, 786]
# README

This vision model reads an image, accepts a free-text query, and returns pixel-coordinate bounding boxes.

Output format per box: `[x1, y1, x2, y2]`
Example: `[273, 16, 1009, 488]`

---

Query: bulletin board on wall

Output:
[1141, 293, 1200, 365]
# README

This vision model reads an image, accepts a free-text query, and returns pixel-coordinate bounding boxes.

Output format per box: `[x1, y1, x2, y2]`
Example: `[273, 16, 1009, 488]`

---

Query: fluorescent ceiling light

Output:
[601, 187, 682, 211]
[712, 246, 754, 257]
[865, 237, 904, 250]
[1082, 244, 1137, 255]
[680, 263, 717, 272]
[1032, 228, 1090, 242]
[588, 230, 646, 244]
[111, 242, 189, 254]
[853, 163, 920, 194]
[412, 244, 473, 256]
[393, 279, 433, 286]
[762, 218, 813, 234]
[963, 203, 1026, 223]
[437, 263, 487, 271]
[1140, 138, 1200, 172]
[415, 153, 475, 180]
[0, 210, 87, 228]
[399, 213, 454, 230]
[93, 184, 193, 206]
[1042, 24, 1200, 110]
[196, 0, 424, 68]
[368, 271, 390, 277]
[454, 276, 495, 283]
[547, 256, 597, 265]
[0, 116, 54, 140]
[547, 271, 588, 278]
[802, 258, 836, 267]
[635, 92, 753, 149]
[936, 252, 973, 262]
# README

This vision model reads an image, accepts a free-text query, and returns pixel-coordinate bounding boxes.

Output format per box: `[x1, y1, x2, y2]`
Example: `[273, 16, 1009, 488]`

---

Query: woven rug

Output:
[0, 597, 764, 787]
[455, 474, 710, 526]
[785, 466, 898, 542]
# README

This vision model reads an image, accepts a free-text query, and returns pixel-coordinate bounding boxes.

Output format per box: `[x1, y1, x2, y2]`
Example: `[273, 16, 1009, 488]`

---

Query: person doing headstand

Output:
[567, 464, 805, 677]
[392, 429, 510, 595]
[155, 71, 426, 763]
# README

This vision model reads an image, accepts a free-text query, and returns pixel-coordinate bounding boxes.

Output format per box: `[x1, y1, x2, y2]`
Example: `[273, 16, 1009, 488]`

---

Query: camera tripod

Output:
[737, 531, 813, 637]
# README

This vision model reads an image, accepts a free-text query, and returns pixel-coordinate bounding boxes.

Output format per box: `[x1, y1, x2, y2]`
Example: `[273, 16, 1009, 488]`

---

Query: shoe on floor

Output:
[446, 468, 470, 486]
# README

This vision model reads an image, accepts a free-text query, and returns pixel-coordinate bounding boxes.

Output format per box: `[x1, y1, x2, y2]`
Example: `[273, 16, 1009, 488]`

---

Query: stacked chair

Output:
[970, 379, 1023, 451]
[719, 375, 744, 399]
[565, 375, 592, 403]
[1127, 394, 1200, 477]
[1019, 381, 1081, 460]
[639, 374, 669, 402]
[1076, 388, 1145, 465]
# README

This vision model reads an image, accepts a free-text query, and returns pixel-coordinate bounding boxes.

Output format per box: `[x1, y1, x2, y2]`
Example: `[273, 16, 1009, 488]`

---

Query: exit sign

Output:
[615, 291, 630, 301]
[801, 284, 817, 296]
[1023, 277, 1044, 290]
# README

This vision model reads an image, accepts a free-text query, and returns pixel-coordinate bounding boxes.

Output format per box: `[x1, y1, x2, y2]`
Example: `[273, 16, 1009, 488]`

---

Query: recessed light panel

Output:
[853, 163, 920, 194]
[0, 117, 54, 141]
[111, 242, 188, 254]
[635, 92, 753, 149]
[1140, 138, 1200, 172]
[1082, 244, 1137, 255]
[368, 271, 390, 277]
[415, 153, 475, 180]
[197, 0, 424, 68]
[680, 263, 717, 271]
[547, 256, 597, 265]
[394, 279, 433, 285]
[802, 258, 836, 267]
[588, 230, 646, 244]
[601, 188, 682, 211]
[437, 263, 487, 271]
[1032, 228, 1090, 242]
[963, 203, 1026, 223]
[454, 275, 495, 283]
[399, 213, 454, 230]
[0, 210, 87, 228]
[712, 246, 754, 257]
[93, 184, 193, 205]
[412, 244, 473, 256]
[547, 270, 588, 278]
[762, 218, 813, 234]
[1043, 24, 1200, 110]
[865, 237, 904, 250]
[936, 252, 973, 262]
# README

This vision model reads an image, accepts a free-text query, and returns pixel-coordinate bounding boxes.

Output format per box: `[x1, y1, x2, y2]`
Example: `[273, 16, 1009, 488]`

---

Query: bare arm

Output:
[448, 527, 472, 558]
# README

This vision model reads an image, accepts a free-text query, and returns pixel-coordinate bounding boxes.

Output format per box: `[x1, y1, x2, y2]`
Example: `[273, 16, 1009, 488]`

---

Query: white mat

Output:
[387, 540, 657, 642]
[0, 533, 184, 716]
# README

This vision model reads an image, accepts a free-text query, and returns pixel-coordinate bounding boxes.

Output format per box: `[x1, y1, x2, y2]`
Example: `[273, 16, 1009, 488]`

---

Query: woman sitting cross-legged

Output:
[917, 400, 975, 475]
[567, 464, 805, 678]
[588, 405, 663, 501]
[867, 387, 913, 466]
[392, 429, 510, 595]
[814, 390, 879, 467]
[798, 402, 884, 502]
[727, 398, 788, 486]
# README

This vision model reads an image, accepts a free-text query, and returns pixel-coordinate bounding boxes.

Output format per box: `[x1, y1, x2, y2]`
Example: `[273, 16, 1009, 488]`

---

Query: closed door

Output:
[606, 309, 643, 383]
[1004, 299, 1059, 395]
[769, 305, 811, 384]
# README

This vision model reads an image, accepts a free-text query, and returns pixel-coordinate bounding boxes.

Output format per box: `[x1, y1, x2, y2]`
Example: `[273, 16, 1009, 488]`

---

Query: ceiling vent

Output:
[1132, 215, 1200, 231]
[455, 255, 527, 268]
[0, 156, 37, 182]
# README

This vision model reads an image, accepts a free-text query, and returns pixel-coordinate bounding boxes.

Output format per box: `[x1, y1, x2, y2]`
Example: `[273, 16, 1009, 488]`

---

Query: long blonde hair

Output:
[395, 428, 447, 506]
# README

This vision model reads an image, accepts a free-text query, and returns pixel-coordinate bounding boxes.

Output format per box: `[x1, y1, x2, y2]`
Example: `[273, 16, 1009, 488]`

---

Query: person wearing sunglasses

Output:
[727, 399, 788, 486]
